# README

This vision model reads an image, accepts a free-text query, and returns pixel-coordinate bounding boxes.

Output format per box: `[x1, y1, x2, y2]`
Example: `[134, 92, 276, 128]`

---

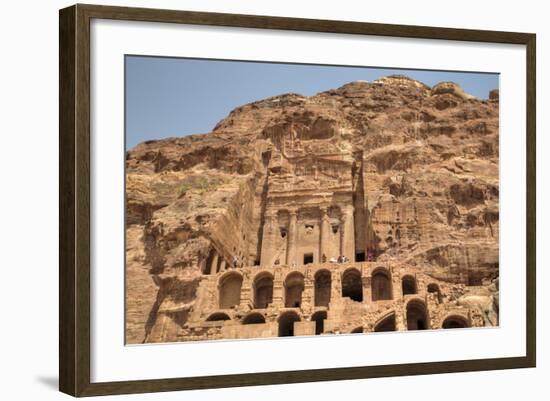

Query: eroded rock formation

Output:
[125, 75, 499, 343]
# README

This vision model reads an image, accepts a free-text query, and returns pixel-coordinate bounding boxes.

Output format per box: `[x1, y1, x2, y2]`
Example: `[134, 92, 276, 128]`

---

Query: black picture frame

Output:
[59, 3, 536, 397]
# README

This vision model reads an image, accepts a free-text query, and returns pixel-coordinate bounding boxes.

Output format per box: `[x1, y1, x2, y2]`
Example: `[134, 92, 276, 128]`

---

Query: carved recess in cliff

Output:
[125, 75, 499, 344]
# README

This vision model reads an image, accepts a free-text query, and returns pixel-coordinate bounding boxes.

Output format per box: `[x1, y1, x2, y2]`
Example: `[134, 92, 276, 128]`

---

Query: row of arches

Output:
[206, 311, 267, 324]
[206, 307, 469, 336]
[372, 300, 468, 331]
[205, 310, 325, 336]
[277, 310, 328, 336]
[218, 269, 445, 310]
[218, 268, 394, 309]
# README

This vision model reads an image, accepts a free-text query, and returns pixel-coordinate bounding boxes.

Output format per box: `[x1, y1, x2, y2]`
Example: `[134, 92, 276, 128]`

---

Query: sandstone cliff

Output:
[125, 75, 499, 343]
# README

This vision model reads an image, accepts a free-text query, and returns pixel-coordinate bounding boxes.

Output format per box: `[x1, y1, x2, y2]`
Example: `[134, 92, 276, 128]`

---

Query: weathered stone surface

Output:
[125, 75, 499, 343]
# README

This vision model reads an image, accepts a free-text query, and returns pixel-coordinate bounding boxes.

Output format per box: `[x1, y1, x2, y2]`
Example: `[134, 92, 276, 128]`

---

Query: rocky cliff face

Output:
[125, 75, 499, 343]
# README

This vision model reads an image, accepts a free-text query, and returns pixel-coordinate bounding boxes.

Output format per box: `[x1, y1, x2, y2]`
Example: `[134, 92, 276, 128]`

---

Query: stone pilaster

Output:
[301, 268, 314, 313]
[211, 252, 219, 274]
[392, 268, 402, 300]
[319, 206, 330, 263]
[271, 267, 284, 308]
[331, 270, 341, 302]
[340, 205, 355, 261]
[239, 270, 253, 310]
[362, 275, 372, 304]
[260, 210, 277, 266]
[396, 304, 407, 331]
[286, 209, 298, 266]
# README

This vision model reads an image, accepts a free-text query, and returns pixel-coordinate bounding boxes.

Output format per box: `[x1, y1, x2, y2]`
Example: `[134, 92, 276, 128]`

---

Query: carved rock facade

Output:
[125, 75, 499, 343]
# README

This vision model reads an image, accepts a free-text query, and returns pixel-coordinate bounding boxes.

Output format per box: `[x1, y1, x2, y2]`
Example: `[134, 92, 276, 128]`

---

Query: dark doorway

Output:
[467, 271, 483, 286]
[311, 311, 327, 335]
[374, 313, 396, 332]
[442, 316, 468, 329]
[243, 312, 266, 325]
[406, 300, 428, 330]
[355, 252, 365, 262]
[402, 275, 417, 295]
[206, 312, 230, 322]
[342, 268, 363, 302]
[278, 311, 300, 337]
[303, 253, 314, 265]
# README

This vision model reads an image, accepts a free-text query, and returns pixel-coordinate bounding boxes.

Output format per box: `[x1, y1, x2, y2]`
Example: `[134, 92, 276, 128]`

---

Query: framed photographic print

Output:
[59, 4, 536, 397]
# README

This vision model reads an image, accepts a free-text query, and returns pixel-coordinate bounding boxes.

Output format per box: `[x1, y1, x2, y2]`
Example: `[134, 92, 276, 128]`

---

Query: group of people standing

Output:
[322, 254, 350, 264]
[232, 250, 376, 269]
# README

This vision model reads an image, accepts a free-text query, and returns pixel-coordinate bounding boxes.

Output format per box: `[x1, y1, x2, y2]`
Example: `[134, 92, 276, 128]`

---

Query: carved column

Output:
[260, 210, 277, 266]
[301, 268, 314, 314]
[239, 270, 253, 310]
[340, 205, 355, 261]
[219, 259, 226, 272]
[396, 304, 407, 331]
[362, 275, 372, 304]
[393, 270, 403, 300]
[271, 267, 284, 308]
[286, 209, 298, 266]
[319, 206, 330, 263]
[210, 252, 219, 274]
[331, 270, 341, 302]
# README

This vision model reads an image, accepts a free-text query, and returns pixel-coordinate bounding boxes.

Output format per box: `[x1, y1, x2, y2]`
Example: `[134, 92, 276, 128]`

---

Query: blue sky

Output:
[125, 56, 498, 149]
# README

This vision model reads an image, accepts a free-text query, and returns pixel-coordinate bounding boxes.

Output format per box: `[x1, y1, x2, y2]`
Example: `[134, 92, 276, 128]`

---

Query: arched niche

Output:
[218, 272, 243, 309]
[442, 315, 469, 329]
[284, 272, 305, 308]
[402, 275, 417, 295]
[206, 312, 231, 322]
[371, 267, 393, 301]
[342, 268, 363, 302]
[406, 299, 428, 330]
[242, 312, 266, 325]
[253, 272, 274, 309]
[374, 312, 396, 332]
[314, 269, 332, 307]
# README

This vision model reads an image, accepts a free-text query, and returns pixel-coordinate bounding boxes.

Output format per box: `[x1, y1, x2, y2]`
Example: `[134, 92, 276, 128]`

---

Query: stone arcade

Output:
[167, 263, 486, 341]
